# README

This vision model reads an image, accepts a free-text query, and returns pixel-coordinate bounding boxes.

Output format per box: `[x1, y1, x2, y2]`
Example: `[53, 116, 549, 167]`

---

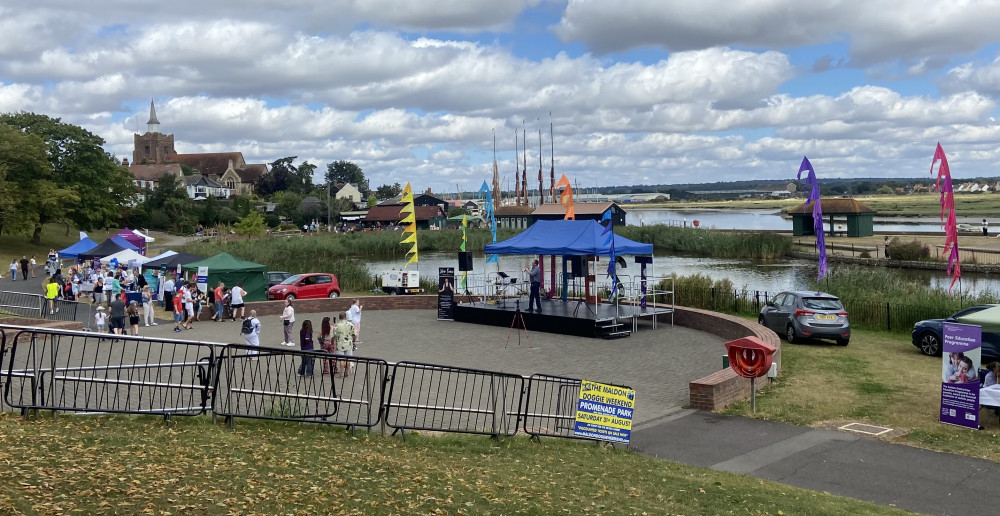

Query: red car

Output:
[267, 273, 340, 300]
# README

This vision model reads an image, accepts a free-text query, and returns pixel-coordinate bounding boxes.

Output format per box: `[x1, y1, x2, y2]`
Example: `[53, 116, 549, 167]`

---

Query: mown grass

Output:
[0, 223, 81, 274]
[0, 414, 909, 515]
[724, 326, 1000, 462]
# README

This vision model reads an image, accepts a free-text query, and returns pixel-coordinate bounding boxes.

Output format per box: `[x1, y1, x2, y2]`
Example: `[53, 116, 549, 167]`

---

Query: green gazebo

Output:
[788, 198, 876, 237]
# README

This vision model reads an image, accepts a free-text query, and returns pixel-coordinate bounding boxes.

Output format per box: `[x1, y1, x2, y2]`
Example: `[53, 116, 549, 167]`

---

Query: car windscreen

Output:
[279, 275, 302, 285]
[802, 297, 843, 310]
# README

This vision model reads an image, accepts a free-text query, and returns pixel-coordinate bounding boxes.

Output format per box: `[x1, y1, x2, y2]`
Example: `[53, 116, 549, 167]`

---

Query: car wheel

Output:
[918, 332, 941, 356]
[837, 338, 849, 346]
[785, 325, 797, 344]
[389, 288, 399, 295]
[757, 315, 766, 326]
[328, 291, 339, 298]
[286, 294, 296, 301]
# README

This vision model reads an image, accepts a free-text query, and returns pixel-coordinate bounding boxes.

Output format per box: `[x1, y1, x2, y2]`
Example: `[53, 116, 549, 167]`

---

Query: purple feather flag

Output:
[797, 157, 827, 280]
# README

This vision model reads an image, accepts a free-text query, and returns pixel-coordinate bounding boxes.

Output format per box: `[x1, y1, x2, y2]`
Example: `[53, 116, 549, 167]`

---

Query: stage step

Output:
[595, 320, 631, 339]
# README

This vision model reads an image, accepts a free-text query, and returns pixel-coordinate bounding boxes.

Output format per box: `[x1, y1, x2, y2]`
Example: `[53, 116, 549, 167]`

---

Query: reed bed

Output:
[617, 225, 792, 260]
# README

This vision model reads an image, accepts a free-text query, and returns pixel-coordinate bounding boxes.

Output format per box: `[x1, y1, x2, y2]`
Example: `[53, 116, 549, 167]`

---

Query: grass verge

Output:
[0, 223, 80, 274]
[724, 325, 1000, 462]
[0, 414, 909, 515]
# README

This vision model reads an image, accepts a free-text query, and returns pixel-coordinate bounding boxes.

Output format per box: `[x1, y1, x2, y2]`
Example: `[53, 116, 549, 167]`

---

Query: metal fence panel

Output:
[0, 290, 45, 318]
[384, 361, 524, 437]
[522, 374, 634, 441]
[1, 325, 215, 416]
[213, 345, 387, 429]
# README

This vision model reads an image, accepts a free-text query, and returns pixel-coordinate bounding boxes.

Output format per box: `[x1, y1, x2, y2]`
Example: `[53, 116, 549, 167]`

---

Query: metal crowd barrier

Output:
[0, 324, 629, 444]
[1, 325, 215, 419]
[384, 361, 524, 438]
[213, 344, 387, 431]
[522, 374, 633, 441]
[0, 290, 45, 318]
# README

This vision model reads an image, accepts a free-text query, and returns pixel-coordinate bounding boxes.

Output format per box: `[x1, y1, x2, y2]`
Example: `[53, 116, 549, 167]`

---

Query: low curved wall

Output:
[669, 306, 781, 411]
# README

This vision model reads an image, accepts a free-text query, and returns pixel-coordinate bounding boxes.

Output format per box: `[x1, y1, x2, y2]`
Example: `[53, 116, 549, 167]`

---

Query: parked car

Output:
[911, 305, 1000, 360]
[267, 271, 292, 287]
[758, 291, 851, 346]
[267, 273, 340, 300]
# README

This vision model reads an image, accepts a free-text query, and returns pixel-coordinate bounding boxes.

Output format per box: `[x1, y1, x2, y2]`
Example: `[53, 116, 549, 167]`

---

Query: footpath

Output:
[632, 409, 998, 516]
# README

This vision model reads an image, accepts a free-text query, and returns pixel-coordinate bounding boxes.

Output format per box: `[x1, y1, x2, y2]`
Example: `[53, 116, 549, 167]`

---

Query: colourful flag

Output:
[478, 181, 498, 263]
[399, 183, 418, 267]
[797, 157, 827, 280]
[554, 174, 575, 220]
[930, 143, 961, 293]
[460, 215, 467, 291]
[601, 211, 618, 297]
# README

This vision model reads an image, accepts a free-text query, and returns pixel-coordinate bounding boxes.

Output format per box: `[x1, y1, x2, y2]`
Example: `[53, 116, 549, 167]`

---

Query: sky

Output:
[3, 0, 1000, 194]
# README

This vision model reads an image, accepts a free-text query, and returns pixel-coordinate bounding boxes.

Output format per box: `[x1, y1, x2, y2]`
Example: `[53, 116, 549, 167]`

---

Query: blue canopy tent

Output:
[58, 237, 99, 259]
[484, 219, 652, 256]
[111, 235, 140, 252]
[484, 220, 653, 308]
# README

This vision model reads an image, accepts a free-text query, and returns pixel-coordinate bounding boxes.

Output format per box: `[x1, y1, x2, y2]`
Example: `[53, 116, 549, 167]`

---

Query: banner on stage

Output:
[940, 322, 981, 429]
[437, 267, 455, 320]
[574, 379, 635, 443]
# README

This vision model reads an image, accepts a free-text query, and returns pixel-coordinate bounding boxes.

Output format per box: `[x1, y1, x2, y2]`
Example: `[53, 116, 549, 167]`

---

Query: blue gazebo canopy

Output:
[484, 219, 652, 256]
[58, 237, 99, 259]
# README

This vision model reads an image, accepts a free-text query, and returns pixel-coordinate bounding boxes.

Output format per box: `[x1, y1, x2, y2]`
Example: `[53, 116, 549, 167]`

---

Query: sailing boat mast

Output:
[549, 113, 555, 202]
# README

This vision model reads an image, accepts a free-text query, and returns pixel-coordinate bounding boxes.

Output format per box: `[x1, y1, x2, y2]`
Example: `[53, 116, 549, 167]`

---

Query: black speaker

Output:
[458, 252, 473, 271]
[569, 256, 585, 277]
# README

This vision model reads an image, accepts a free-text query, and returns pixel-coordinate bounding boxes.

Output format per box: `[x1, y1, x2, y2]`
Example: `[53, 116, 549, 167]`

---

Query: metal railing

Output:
[0, 324, 629, 443]
[213, 344, 387, 431]
[0, 289, 93, 327]
[384, 361, 524, 438]
[2, 325, 214, 418]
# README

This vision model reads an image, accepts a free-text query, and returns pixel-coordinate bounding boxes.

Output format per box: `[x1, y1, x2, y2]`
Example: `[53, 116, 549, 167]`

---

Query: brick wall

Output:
[663, 306, 782, 412]
[245, 295, 437, 318]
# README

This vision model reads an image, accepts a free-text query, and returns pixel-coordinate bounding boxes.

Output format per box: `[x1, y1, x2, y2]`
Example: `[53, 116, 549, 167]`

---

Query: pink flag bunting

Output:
[930, 143, 961, 293]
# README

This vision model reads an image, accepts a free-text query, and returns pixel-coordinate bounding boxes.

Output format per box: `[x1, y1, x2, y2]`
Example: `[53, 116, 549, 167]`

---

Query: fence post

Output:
[710, 288, 715, 310]
[886, 302, 891, 332]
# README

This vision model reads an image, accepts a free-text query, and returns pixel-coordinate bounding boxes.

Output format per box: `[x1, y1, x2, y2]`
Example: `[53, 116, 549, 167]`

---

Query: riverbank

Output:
[625, 192, 999, 218]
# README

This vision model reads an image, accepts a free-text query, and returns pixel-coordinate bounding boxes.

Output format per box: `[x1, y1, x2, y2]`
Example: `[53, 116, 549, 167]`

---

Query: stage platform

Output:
[452, 295, 673, 338]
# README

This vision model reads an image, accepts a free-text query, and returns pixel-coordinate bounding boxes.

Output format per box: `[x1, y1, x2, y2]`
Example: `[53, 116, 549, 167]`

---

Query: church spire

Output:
[146, 99, 160, 133]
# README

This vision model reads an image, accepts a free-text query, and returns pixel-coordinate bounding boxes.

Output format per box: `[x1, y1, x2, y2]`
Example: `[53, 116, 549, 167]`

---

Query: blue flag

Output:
[797, 156, 827, 280]
[478, 181, 498, 263]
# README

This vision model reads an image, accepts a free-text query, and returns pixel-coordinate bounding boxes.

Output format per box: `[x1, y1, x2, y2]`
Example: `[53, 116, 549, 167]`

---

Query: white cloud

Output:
[553, 0, 1000, 66]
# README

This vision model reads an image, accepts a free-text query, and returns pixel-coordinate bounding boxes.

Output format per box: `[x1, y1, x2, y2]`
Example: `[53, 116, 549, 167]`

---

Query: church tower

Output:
[133, 99, 176, 165]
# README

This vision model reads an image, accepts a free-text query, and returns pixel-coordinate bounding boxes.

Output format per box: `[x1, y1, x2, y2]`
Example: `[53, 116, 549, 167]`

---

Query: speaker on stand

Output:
[457, 252, 475, 304]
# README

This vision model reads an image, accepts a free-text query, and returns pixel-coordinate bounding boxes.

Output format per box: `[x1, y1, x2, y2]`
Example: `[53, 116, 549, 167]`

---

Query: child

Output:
[297, 319, 315, 377]
[948, 356, 978, 384]
[127, 301, 141, 336]
[944, 352, 963, 382]
[94, 306, 107, 333]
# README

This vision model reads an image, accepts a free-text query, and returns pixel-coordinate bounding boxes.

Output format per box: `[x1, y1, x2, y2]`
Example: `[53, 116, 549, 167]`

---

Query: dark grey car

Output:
[759, 291, 851, 346]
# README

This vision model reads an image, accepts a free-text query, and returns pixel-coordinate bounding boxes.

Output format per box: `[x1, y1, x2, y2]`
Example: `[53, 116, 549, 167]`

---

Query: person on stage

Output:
[526, 259, 541, 313]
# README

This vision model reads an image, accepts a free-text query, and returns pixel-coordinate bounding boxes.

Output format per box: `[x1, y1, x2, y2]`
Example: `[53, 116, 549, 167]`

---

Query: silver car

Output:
[759, 291, 850, 346]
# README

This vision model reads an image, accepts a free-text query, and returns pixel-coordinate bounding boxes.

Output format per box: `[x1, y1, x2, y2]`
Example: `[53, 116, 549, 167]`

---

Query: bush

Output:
[888, 238, 929, 261]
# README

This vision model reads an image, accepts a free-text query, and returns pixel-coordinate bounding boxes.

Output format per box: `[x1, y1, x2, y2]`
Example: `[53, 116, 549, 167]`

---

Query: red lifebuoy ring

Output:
[693, 220, 700, 227]
[729, 348, 770, 378]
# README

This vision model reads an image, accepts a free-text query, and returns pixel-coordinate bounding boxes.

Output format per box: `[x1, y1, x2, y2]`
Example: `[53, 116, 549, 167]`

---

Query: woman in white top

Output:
[229, 282, 246, 321]
[280, 298, 296, 346]
[984, 362, 1000, 387]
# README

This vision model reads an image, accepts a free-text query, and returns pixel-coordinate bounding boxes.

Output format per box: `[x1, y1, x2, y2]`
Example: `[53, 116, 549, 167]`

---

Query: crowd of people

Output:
[240, 298, 364, 378]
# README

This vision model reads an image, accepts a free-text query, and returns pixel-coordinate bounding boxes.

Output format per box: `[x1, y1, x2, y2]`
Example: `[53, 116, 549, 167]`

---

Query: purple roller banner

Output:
[940, 322, 982, 429]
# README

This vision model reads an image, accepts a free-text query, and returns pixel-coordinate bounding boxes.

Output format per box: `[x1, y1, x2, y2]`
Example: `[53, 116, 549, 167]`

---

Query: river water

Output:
[366, 251, 1000, 298]
[624, 207, 986, 234]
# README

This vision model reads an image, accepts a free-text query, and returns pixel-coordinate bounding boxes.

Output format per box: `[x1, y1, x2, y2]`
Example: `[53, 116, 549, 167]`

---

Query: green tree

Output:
[367, 195, 377, 208]
[448, 206, 471, 217]
[375, 182, 402, 200]
[0, 123, 52, 237]
[326, 161, 367, 193]
[229, 194, 255, 218]
[271, 190, 303, 221]
[0, 112, 136, 242]
[234, 211, 267, 236]
[256, 157, 315, 196]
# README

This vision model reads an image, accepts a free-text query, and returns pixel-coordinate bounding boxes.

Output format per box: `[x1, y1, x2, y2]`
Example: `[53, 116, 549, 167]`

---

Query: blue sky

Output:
[2, 0, 1000, 193]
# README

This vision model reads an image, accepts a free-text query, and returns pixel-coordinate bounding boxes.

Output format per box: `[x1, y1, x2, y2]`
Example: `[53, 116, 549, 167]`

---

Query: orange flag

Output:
[554, 174, 575, 220]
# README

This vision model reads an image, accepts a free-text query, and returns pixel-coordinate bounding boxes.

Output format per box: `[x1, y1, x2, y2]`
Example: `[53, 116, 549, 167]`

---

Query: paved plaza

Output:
[137, 307, 726, 424]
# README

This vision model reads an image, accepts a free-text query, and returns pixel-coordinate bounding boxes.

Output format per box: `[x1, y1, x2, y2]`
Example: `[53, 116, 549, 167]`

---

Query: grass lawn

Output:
[0, 414, 909, 515]
[724, 325, 1000, 462]
[0, 223, 81, 274]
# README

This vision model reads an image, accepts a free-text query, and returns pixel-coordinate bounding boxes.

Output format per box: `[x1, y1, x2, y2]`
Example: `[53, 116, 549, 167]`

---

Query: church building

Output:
[126, 100, 267, 199]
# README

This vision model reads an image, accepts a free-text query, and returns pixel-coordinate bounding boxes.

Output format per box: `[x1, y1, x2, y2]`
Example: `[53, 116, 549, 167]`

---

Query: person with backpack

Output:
[241, 310, 261, 356]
